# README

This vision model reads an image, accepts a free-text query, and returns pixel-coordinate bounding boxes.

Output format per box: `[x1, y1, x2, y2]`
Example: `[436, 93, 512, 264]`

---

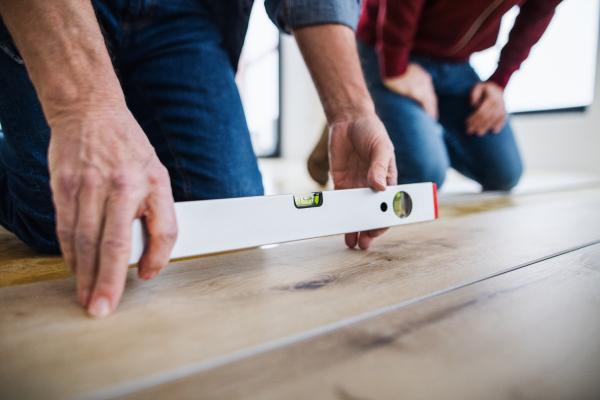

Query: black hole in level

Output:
[380, 202, 388, 212]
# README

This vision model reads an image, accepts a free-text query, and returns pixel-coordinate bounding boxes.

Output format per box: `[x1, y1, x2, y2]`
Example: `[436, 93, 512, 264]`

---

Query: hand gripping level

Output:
[129, 182, 439, 264]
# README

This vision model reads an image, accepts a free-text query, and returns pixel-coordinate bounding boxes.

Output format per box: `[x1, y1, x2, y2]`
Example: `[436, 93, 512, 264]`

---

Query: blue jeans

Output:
[0, 0, 263, 254]
[358, 41, 523, 191]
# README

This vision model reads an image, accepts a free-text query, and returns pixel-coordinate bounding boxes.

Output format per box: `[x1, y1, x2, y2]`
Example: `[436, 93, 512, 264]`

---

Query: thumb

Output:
[471, 83, 485, 107]
[367, 142, 393, 191]
[387, 153, 398, 185]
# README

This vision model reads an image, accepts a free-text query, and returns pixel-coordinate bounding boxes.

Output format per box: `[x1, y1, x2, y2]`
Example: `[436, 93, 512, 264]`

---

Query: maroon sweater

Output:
[357, 0, 563, 87]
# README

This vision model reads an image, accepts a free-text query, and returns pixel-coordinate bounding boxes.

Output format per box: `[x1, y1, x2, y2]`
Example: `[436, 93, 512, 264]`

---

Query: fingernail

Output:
[88, 297, 111, 318]
[142, 270, 158, 280]
[376, 175, 386, 187]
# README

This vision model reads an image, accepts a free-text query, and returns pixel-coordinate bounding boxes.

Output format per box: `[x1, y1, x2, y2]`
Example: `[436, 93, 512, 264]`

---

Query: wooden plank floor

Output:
[0, 188, 599, 399]
[1, 186, 598, 288]
[124, 243, 600, 400]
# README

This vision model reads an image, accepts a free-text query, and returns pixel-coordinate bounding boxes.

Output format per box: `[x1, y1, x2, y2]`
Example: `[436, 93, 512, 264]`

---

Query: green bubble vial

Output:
[293, 192, 323, 209]
[392, 191, 412, 218]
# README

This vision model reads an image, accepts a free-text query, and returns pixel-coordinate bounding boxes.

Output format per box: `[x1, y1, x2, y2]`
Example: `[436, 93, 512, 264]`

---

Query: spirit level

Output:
[129, 183, 438, 264]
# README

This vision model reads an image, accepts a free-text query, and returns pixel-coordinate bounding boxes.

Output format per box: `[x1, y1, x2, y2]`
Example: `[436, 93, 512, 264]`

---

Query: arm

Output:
[0, 0, 177, 317]
[467, 0, 562, 135]
[294, 24, 398, 250]
[265, 0, 397, 249]
[489, 0, 563, 88]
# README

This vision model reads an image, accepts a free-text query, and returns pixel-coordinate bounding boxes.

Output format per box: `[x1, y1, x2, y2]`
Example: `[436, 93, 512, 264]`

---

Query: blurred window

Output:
[470, 0, 600, 113]
[236, 0, 280, 156]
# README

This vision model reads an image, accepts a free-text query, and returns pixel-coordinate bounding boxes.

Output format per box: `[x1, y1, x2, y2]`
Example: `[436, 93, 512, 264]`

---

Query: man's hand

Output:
[383, 63, 438, 119]
[329, 114, 397, 249]
[0, 0, 177, 317]
[467, 81, 507, 136]
[48, 105, 177, 318]
[293, 24, 397, 250]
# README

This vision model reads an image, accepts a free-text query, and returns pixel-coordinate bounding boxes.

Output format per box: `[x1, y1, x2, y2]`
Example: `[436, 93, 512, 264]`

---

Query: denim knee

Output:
[1, 208, 60, 254]
[20, 229, 60, 254]
[479, 162, 523, 191]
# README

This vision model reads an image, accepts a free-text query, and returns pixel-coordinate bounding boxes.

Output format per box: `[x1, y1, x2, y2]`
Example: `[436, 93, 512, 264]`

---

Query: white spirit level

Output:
[129, 182, 438, 264]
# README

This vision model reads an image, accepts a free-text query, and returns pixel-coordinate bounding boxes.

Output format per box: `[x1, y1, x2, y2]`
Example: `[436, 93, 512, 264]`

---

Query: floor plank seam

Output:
[438, 182, 600, 205]
[75, 239, 600, 400]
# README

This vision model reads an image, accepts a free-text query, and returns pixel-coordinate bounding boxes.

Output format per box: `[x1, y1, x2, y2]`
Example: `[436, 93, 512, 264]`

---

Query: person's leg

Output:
[434, 62, 523, 191]
[358, 40, 449, 187]
[106, 0, 263, 201]
[439, 98, 523, 191]
[0, 0, 262, 254]
[0, 20, 59, 252]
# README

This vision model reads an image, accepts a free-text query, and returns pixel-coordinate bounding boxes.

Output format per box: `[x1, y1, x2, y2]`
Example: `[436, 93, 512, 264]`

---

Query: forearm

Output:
[489, 0, 561, 88]
[0, 0, 123, 120]
[293, 24, 374, 124]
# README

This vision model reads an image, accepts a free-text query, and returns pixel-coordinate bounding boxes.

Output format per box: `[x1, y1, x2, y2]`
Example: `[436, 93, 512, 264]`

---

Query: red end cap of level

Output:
[432, 183, 439, 219]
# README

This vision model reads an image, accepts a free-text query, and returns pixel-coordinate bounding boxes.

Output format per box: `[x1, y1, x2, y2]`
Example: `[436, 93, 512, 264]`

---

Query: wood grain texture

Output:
[1, 192, 600, 399]
[0, 227, 71, 287]
[1, 187, 598, 288]
[436, 186, 600, 218]
[127, 244, 600, 400]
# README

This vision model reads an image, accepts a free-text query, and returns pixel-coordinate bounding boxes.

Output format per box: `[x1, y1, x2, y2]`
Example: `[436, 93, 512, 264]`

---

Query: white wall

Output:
[279, 35, 326, 159]
[280, 34, 600, 173]
[511, 37, 600, 173]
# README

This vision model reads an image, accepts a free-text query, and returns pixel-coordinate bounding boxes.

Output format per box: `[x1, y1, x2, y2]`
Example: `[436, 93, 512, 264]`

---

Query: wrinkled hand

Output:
[383, 63, 438, 119]
[329, 113, 398, 250]
[48, 103, 177, 318]
[467, 81, 507, 136]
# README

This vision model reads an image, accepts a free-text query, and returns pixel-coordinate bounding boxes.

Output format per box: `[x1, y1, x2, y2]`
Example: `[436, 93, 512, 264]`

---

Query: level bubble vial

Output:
[293, 192, 323, 209]
[393, 191, 412, 218]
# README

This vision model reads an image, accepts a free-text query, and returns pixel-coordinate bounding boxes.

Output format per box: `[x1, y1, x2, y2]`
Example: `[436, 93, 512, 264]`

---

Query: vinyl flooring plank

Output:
[2, 187, 599, 288]
[126, 244, 600, 400]
[1, 192, 600, 399]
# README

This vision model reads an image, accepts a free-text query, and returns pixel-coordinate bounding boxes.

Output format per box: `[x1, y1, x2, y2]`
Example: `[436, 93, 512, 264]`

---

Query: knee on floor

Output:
[478, 165, 523, 191]
[20, 226, 60, 254]
[5, 210, 61, 254]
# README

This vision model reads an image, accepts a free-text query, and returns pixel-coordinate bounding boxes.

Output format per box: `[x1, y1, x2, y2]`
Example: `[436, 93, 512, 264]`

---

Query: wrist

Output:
[34, 55, 125, 118]
[314, 66, 377, 125]
[326, 100, 376, 126]
[486, 80, 505, 92]
[292, 24, 377, 127]
[32, 46, 126, 123]
[487, 71, 510, 90]
[43, 97, 129, 134]
[41, 79, 125, 124]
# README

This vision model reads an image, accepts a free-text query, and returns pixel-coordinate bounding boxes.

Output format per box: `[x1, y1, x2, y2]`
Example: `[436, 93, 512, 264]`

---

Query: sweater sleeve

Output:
[356, 0, 380, 45]
[488, 0, 563, 88]
[376, 0, 427, 79]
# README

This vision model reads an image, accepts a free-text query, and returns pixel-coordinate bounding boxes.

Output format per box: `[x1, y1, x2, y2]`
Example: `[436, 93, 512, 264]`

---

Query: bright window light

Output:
[236, 0, 280, 156]
[470, 0, 599, 113]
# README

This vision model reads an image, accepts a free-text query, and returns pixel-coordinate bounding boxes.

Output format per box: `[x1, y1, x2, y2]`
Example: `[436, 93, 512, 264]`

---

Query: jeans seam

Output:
[127, 78, 193, 200]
